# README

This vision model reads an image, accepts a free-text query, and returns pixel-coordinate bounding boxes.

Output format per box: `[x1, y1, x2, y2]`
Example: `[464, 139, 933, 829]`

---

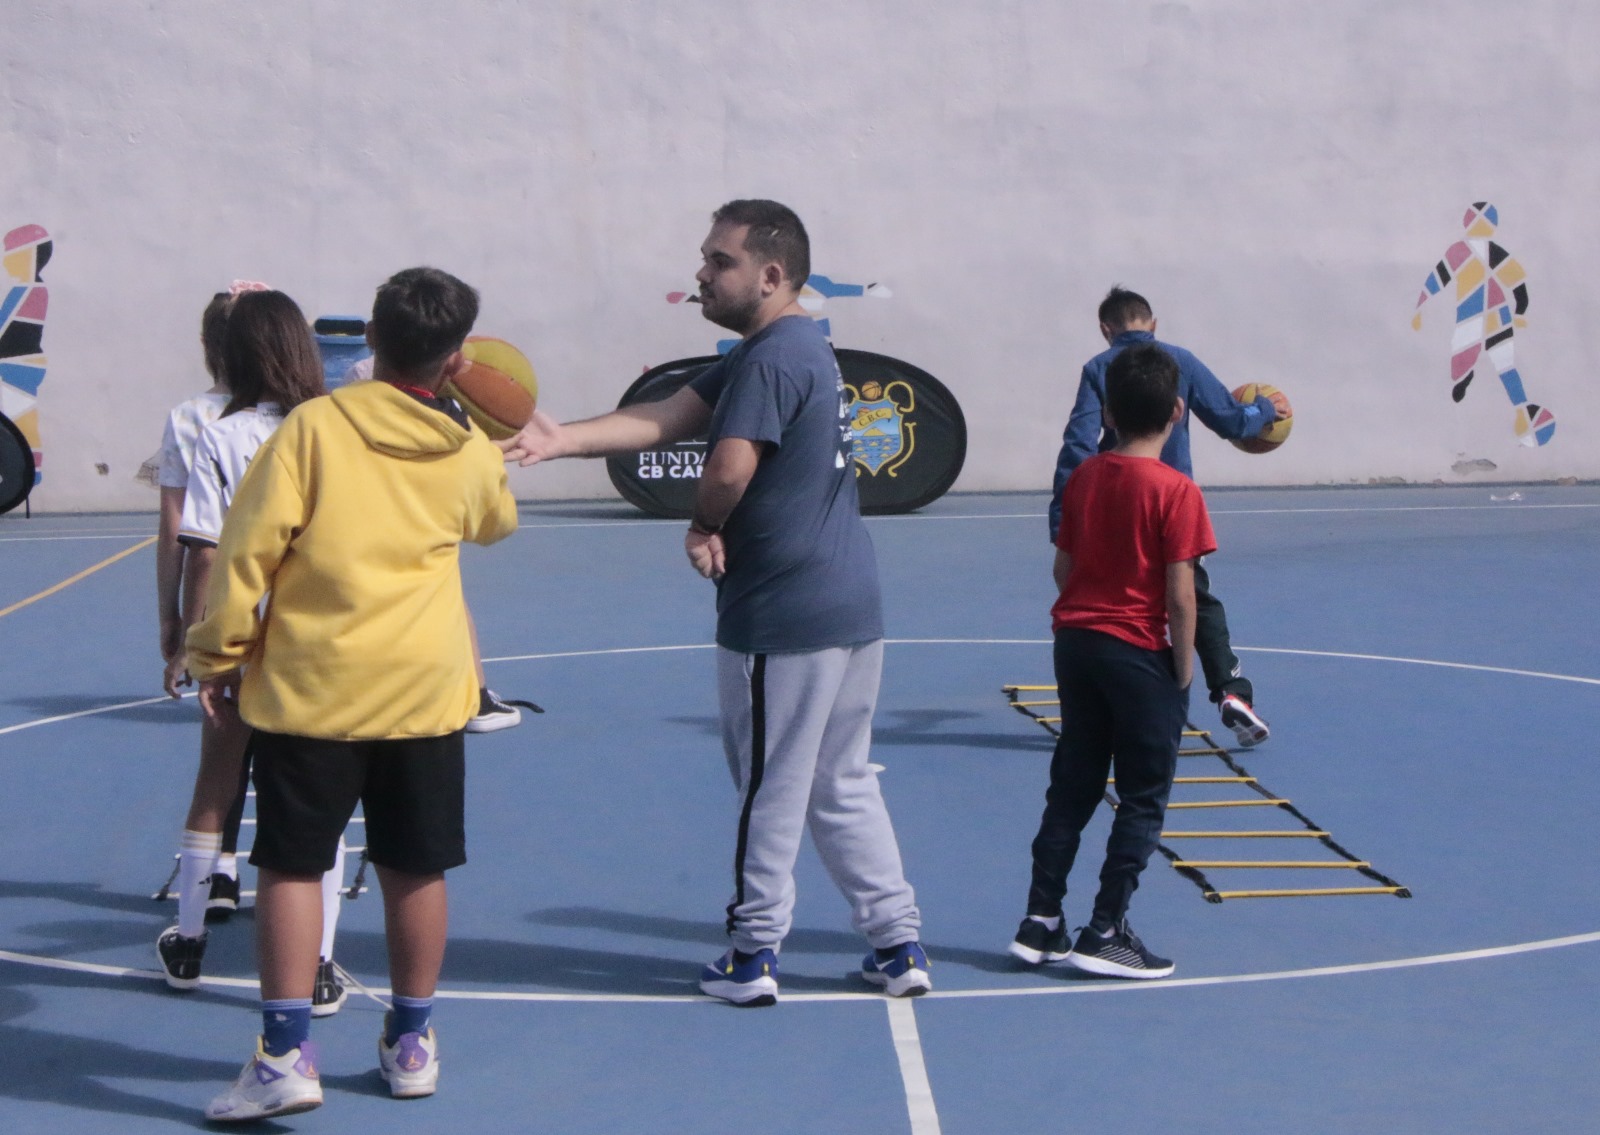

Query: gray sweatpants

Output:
[716, 639, 922, 954]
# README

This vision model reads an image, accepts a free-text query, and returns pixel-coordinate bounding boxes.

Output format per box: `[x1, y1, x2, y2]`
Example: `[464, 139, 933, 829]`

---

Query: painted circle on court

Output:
[3, 639, 1596, 1002]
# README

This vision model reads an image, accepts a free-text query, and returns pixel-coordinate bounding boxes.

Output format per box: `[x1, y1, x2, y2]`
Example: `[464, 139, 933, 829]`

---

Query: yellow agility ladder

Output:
[1002, 685, 1411, 903]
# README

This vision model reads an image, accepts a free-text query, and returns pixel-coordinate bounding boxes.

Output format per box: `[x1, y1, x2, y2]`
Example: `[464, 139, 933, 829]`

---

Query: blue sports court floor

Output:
[2, 485, 1597, 1132]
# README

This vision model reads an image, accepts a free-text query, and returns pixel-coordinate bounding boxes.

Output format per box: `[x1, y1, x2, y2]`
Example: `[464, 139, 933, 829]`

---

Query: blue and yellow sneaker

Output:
[699, 947, 779, 1006]
[861, 940, 932, 997]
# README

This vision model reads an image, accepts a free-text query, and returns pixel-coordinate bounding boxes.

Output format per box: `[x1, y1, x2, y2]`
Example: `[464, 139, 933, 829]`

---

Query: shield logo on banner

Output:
[847, 380, 916, 476]
[606, 350, 965, 517]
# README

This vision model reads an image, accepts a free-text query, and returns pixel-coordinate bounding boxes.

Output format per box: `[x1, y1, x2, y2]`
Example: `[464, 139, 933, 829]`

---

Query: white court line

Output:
[511, 518, 679, 531]
[6, 498, 1594, 545]
[0, 533, 160, 543]
[489, 644, 713, 664]
[1208, 502, 1600, 515]
[1236, 646, 1600, 688]
[0, 693, 188, 736]
[5, 929, 1600, 1005]
[10, 642, 1591, 736]
[864, 502, 1600, 520]
[4, 627, 1598, 1126]
[888, 1000, 942, 1135]
[487, 640, 1046, 664]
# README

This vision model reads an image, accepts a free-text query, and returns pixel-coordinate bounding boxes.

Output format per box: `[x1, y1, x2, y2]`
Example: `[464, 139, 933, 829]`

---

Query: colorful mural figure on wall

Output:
[666, 273, 892, 355]
[1, 224, 51, 483]
[1412, 203, 1554, 447]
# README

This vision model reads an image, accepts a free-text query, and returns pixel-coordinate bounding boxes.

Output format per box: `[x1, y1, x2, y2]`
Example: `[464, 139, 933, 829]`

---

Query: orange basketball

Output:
[1230, 383, 1293, 454]
[448, 337, 539, 440]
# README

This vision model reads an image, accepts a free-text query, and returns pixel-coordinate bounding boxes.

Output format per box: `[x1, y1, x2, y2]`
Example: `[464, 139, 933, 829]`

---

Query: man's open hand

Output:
[497, 409, 571, 466]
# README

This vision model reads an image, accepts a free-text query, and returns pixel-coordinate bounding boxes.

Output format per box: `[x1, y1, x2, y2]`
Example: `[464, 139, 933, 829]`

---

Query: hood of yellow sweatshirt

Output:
[330, 380, 474, 458]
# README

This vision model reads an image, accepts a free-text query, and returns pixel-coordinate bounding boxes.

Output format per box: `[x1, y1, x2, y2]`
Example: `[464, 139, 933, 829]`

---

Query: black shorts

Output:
[248, 729, 467, 876]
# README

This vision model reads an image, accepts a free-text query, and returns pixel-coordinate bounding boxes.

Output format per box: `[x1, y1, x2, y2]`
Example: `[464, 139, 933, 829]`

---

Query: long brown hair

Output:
[222, 290, 326, 416]
[200, 292, 232, 383]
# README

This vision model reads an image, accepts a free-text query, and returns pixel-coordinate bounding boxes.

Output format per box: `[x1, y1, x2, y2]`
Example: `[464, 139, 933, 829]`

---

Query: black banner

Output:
[0, 411, 36, 515]
[605, 349, 966, 518]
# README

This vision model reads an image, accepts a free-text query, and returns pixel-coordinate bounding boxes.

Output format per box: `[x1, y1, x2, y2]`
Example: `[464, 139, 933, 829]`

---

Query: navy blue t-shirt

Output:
[688, 315, 883, 653]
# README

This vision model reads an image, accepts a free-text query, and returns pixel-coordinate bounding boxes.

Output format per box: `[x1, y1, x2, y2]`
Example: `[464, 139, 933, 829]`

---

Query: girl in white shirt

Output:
[159, 289, 348, 1013]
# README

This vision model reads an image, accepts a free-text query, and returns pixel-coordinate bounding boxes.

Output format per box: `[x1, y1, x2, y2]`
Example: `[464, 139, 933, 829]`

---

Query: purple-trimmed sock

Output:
[385, 995, 433, 1046]
[261, 998, 313, 1057]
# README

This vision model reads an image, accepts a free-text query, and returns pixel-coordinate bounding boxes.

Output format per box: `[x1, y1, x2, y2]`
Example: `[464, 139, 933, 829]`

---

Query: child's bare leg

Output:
[184, 712, 251, 831]
[256, 869, 324, 1002]
[376, 866, 448, 998]
[166, 714, 250, 945]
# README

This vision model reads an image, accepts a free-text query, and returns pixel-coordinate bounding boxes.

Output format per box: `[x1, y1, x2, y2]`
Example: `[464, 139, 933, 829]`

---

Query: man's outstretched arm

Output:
[500, 385, 714, 466]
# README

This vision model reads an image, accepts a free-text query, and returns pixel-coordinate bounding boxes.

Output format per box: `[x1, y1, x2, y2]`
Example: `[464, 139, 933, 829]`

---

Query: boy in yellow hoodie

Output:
[187, 267, 518, 1122]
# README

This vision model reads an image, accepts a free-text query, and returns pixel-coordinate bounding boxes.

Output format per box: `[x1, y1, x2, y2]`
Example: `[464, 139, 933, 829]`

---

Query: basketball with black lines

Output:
[448, 336, 539, 440]
[1230, 383, 1293, 454]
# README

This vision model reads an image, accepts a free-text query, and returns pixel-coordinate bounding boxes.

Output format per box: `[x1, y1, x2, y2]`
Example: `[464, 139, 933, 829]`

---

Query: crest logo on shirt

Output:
[845, 380, 916, 476]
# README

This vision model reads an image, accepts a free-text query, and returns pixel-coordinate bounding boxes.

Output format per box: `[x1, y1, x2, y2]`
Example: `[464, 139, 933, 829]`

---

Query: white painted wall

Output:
[5, 1, 1595, 511]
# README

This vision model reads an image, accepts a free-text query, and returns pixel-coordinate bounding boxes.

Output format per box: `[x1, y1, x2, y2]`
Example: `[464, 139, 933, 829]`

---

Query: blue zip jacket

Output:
[1047, 330, 1274, 541]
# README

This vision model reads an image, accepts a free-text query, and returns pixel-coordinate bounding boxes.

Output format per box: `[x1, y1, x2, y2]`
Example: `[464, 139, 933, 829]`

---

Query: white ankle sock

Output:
[1028, 914, 1062, 931]
[176, 830, 222, 938]
[214, 852, 238, 881]
[318, 837, 346, 961]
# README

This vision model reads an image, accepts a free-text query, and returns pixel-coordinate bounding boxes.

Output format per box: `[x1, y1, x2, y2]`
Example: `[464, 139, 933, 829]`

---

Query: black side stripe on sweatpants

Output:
[725, 654, 768, 938]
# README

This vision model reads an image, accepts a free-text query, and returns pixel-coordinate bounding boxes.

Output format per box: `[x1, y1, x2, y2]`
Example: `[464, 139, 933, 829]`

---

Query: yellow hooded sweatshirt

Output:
[186, 381, 518, 740]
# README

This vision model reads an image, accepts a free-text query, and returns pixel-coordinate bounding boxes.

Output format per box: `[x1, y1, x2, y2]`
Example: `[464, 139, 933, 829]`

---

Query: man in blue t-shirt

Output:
[501, 199, 929, 1005]
[1048, 286, 1280, 748]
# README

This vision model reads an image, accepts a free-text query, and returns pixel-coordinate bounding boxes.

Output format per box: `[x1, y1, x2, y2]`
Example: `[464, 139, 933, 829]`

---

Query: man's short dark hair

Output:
[1106, 343, 1179, 438]
[1098, 285, 1154, 330]
[369, 267, 480, 376]
[712, 199, 810, 290]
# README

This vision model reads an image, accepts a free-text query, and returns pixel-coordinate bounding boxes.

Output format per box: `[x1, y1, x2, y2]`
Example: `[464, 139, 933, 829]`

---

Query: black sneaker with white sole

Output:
[466, 688, 544, 734]
[1008, 916, 1071, 965]
[205, 873, 241, 923]
[1219, 693, 1270, 747]
[312, 958, 347, 1017]
[157, 925, 207, 990]
[1066, 920, 1174, 979]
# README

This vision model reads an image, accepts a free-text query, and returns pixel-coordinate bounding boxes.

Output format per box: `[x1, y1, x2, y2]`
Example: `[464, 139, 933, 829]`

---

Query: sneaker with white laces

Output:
[156, 925, 206, 990]
[311, 958, 346, 1018]
[205, 1038, 323, 1122]
[1008, 916, 1071, 965]
[1066, 920, 1174, 979]
[465, 688, 543, 734]
[1219, 693, 1270, 748]
[205, 873, 241, 923]
[699, 947, 779, 1006]
[378, 1026, 440, 1099]
[861, 940, 933, 997]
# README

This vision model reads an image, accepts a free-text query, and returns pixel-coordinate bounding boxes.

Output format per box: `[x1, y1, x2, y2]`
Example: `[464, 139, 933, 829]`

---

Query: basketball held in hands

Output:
[1230, 383, 1293, 454]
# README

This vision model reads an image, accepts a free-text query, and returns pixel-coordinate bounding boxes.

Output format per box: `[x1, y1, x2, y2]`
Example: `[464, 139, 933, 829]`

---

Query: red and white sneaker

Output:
[1219, 694, 1270, 747]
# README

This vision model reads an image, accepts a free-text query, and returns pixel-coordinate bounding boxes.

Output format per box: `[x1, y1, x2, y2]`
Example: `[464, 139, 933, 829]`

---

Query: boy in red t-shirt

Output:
[1009, 342, 1216, 979]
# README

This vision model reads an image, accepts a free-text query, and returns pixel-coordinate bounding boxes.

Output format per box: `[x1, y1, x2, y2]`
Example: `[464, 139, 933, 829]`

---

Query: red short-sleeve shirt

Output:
[1052, 453, 1217, 650]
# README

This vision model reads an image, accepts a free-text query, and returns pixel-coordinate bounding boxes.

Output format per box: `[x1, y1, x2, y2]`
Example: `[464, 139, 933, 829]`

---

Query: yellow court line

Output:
[0, 536, 156, 619]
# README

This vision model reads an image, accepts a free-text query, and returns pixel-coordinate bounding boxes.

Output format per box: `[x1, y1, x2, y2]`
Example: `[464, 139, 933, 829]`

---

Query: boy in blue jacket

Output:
[1047, 286, 1279, 747]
